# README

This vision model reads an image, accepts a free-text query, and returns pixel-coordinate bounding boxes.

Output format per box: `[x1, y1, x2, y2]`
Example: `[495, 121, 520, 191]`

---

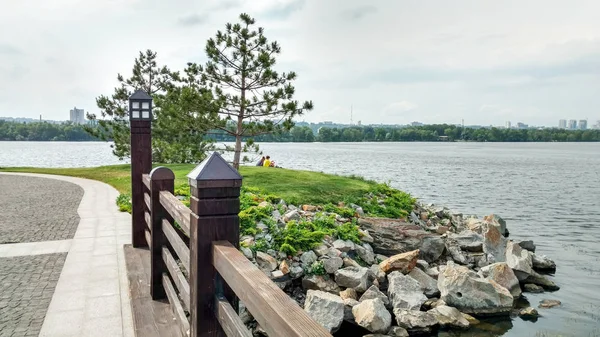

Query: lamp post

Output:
[129, 89, 153, 248]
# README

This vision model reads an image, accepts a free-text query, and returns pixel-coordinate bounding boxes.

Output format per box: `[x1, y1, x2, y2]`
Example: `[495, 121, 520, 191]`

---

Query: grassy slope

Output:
[0, 165, 376, 205]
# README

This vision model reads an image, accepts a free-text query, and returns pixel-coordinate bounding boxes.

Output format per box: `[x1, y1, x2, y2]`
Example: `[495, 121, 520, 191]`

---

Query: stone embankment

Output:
[239, 199, 559, 336]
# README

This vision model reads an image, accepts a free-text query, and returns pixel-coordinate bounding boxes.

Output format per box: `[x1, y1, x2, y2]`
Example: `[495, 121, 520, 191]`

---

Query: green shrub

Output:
[116, 194, 132, 213]
[305, 261, 326, 275]
[335, 220, 361, 243]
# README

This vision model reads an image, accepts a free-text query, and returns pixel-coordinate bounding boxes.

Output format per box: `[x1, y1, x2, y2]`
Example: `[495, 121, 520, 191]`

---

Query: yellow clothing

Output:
[263, 159, 271, 167]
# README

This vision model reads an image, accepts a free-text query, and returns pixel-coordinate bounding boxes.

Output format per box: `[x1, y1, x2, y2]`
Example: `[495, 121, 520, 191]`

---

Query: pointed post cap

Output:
[187, 152, 242, 188]
[129, 89, 152, 100]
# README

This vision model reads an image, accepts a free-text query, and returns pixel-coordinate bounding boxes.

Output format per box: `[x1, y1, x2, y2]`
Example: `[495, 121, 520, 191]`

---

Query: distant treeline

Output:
[210, 124, 600, 142]
[0, 121, 99, 141]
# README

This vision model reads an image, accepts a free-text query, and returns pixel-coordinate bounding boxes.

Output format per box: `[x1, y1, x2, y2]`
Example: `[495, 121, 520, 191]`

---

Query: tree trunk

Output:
[232, 114, 244, 170]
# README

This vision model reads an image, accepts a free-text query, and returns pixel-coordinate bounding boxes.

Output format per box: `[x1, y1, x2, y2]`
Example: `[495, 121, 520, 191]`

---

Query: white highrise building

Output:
[69, 107, 85, 125]
[558, 119, 567, 129]
[568, 119, 577, 130]
[579, 119, 588, 130]
[505, 121, 511, 129]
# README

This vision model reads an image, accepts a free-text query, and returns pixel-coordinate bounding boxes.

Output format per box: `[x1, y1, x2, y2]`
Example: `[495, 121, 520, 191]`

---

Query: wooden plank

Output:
[130, 122, 151, 248]
[144, 192, 151, 212]
[145, 230, 152, 249]
[215, 296, 252, 337]
[162, 219, 190, 271]
[142, 174, 151, 190]
[213, 241, 332, 337]
[144, 211, 151, 231]
[160, 191, 191, 237]
[163, 273, 191, 337]
[162, 247, 190, 311]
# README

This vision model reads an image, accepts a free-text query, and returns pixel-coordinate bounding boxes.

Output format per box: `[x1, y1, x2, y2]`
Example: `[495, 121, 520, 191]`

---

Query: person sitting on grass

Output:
[256, 156, 265, 166]
[263, 156, 272, 167]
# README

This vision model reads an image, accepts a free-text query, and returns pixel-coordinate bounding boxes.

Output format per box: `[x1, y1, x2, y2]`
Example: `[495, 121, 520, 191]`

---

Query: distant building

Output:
[411, 121, 423, 127]
[568, 119, 577, 130]
[516, 122, 528, 129]
[558, 119, 567, 129]
[579, 120, 588, 130]
[595, 120, 600, 129]
[505, 121, 512, 129]
[69, 107, 86, 125]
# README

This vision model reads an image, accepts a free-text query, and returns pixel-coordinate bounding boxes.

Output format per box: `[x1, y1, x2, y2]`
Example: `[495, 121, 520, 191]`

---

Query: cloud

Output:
[0, 44, 22, 55]
[178, 13, 209, 27]
[212, 0, 241, 11]
[262, 0, 305, 19]
[383, 101, 418, 114]
[343, 5, 377, 20]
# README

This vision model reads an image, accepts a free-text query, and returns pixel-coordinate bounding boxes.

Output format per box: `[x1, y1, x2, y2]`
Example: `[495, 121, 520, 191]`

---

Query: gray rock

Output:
[518, 240, 536, 253]
[272, 209, 282, 222]
[523, 271, 560, 291]
[429, 305, 470, 329]
[532, 254, 556, 272]
[290, 265, 304, 279]
[519, 307, 539, 319]
[359, 285, 390, 307]
[416, 260, 430, 271]
[449, 231, 484, 252]
[438, 262, 513, 315]
[241, 247, 253, 260]
[353, 298, 392, 333]
[523, 283, 544, 293]
[333, 239, 356, 252]
[355, 207, 365, 216]
[300, 251, 318, 265]
[445, 238, 470, 265]
[356, 244, 376, 265]
[368, 264, 387, 283]
[284, 209, 300, 222]
[420, 236, 446, 263]
[302, 275, 341, 294]
[360, 229, 375, 243]
[267, 249, 277, 257]
[327, 247, 343, 258]
[340, 288, 358, 300]
[479, 262, 522, 297]
[314, 244, 330, 257]
[393, 309, 438, 333]
[408, 267, 440, 298]
[387, 271, 427, 311]
[483, 214, 507, 236]
[483, 224, 507, 263]
[256, 222, 269, 232]
[506, 241, 533, 281]
[426, 266, 440, 279]
[343, 257, 361, 268]
[357, 218, 441, 257]
[343, 298, 359, 322]
[335, 267, 369, 292]
[539, 299, 561, 308]
[255, 251, 278, 272]
[323, 257, 344, 274]
[387, 326, 409, 337]
[304, 290, 345, 332]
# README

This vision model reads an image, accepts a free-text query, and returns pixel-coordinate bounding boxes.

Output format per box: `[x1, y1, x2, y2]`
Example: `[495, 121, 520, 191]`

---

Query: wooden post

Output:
[149, 167, 175, 299]
[188, 152, 242, 337]
[131, 119, 152, 247]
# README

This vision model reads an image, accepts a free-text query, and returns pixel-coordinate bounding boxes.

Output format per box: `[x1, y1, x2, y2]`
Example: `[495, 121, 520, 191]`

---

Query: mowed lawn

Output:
[0, 165, 378, 205]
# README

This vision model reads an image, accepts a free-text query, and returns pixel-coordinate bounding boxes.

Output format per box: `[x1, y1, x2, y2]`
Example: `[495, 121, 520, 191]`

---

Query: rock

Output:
[353, 299, 392, 333]
[279, 260, 290, 275]
[379, 250, 419, 274]
[539, 299, 561, 308]
[241, 247, 253, 260]
[416, 260, 430, 271]
[387, 326, 409, 337]
[449, 231, 484, 252]
[523, 283, 544, 293]
[387, 271, 427, 311]
[393, 309, 438, 333]
[258, 201, 270, 208]
[519, 307, 539, 319]
[461, 313, 480, 325]
[343, 298, 359, 322]
[480, 262, 522, 297]
[429, 305, 470, 329]
[302, 275, 341, 294]
[255, 251, 278, 272]
[523, 270, 559, 291]
[368, 264, 387, 283]
[518, 240, 536, 253]
[483, 214, 507, 236]
[358, 218, 441, 257]
[240, 236, 254, 246]
[436, 226, 450, 235]
[420, 236, 446, 263]
[272, 209, 282, 221]
[314, 244, 329, 257]
[438, 262, 513, 315]
[360, 229, 375, 243]
[304, 290, 345, 332]
[343, 257, 362, 268]
[505, 241, 533, 281]
[340, 288, 358, 300]
[335, 267, 369, 292]
[355, 207, 365, 216]
[302, 204, 317, 212]
[271, 270, 284, 279]
[423, 298, 446, 310]
[300, 251, 318, 265]
[426, 266, 440, 279]
[483, 224, 507, 263]
[327, 247, 343, 258]
[290, 265, 304, 279]
[333, 239, 355, 252]
[532, 254, 556, 272]
[445, 238, 470, 265]
[359, 285, 390, 307]
[239, 302, 253, 324]
[408, 267, 440, 298]
[323, 257, 344, 274]
[284, 209, 300, 222]
[356, 245, 376, 265]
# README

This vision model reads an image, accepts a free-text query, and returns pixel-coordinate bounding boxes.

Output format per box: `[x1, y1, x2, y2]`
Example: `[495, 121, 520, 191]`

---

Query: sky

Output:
[1, 0, 599, 127]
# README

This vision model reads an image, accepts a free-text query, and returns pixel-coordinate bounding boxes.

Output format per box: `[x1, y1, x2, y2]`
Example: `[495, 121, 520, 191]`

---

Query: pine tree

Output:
[201, 13, 313, 169]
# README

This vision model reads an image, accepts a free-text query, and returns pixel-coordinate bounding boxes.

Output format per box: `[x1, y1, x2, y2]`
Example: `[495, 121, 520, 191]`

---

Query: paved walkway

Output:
[0, 173, 134, 337]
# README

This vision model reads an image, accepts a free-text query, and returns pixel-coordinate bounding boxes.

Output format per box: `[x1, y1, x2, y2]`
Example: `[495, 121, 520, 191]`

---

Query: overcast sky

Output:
[1, 0, 599, 126]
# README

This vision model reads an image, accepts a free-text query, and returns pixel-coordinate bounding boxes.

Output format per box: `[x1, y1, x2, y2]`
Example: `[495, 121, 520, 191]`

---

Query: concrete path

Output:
[0, 173, 134, 337]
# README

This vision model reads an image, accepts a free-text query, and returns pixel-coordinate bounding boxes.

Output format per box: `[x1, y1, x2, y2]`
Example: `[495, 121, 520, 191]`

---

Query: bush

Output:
[116, 194, 132, 213]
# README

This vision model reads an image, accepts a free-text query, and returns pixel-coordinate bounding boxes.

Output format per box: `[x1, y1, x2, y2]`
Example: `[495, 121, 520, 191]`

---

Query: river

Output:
[1, 141, 599, 336]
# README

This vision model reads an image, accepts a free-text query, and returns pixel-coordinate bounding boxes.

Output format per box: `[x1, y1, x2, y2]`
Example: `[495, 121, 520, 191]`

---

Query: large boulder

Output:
[420, 236, 446, 263]
[356, 244, 376, 265]
[429, 305, 470, 329]
[379, 250, 419, 274]
[352, 298, 392, 333]
[302, 275, 341, 294]
[335, 267, 369, 292]
[449, 231, 484, 252]
[387, 271, 427, 311]
[357, 218, 441, 256]
[445, 238, 470, 265]
[483, 214, 507, 236]
[300, 251, 318, 265]
[333, 239, 356, 252]
[408, 267, 440, 298]
[388, 326, 409, 337]
[323, 257, 344, 274]
[393, 309, 438, 333]
[523, 271, 560, 291]
[480, 262, 522, 298]
[438, 262, 513, 315]
[359, 285, 390, 308]
[483, 224, 507, 263]
[505, 241, 533, 281]
[532, 254, 556, 272]
[304, 290, 344, 332]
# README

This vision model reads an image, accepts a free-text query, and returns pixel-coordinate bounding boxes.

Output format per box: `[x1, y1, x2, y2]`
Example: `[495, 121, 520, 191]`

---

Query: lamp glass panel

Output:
[132, 110, 140, 119]
[142, 102, 150, 109]
[132, 102, 140, 109]
[142, 111, 150, 119]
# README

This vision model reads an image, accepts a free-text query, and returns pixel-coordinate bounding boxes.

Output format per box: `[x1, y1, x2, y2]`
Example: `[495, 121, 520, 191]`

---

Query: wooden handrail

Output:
[144, 193, 151, 211]
[212, 241, 332, 337]
[160, 191, 191, 237]
[162, 247, 190, 311]
[144, 211, 151, 231]
[163, 273, 191, 337]
[142, 174, 151, 190]
[215, 295, 252, 337]
[144, 230, 152, 249]
[162, 219, 190, 271]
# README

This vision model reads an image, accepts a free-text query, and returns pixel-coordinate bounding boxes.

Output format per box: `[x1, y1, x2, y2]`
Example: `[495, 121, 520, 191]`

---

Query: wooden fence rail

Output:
[135, 152, 332, 337]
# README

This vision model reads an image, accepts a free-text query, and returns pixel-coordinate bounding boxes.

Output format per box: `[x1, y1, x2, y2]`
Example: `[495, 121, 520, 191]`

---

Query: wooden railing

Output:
[137, 152, 331, 337]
